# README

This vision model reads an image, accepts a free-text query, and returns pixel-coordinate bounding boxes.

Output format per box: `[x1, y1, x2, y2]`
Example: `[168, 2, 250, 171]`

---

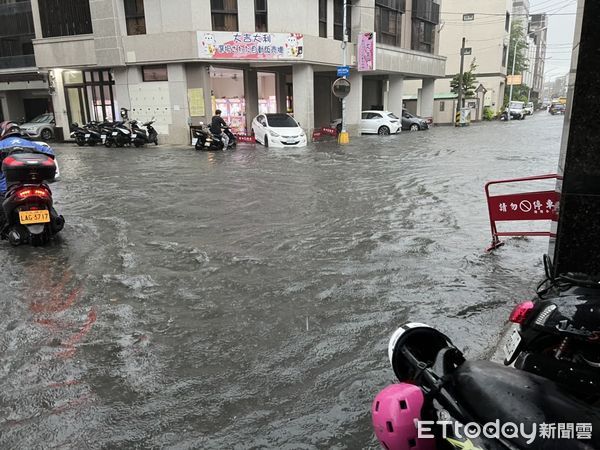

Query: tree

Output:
[507, 20, 529, 75]
[450, 59, 478, 99]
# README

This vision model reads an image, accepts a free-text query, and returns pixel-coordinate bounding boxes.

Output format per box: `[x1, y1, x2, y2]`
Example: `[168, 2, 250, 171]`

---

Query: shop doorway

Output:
[63, 70, 116, 126]
[210, 67, 246, 133]
[257, 72, 277, 114]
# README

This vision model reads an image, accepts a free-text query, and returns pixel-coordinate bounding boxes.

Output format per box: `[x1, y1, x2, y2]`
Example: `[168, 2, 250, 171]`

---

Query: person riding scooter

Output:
[210, 110, 230, 149]
[0, 121, 56, 224]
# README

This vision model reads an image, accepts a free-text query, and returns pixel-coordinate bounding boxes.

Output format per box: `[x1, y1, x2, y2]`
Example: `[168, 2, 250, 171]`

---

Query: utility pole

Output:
[338, 0, 350, 144]
[456, 37, 466, 127]
[507, 37, 519, 121]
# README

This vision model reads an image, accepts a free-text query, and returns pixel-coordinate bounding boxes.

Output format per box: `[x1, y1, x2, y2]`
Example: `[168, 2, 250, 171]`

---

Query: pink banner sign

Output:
[357, 32, 376, 72]
[198, 32, 304, 60]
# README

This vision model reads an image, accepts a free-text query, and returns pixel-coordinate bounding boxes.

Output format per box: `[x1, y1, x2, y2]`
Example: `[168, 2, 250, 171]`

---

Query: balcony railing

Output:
[412, 0, 440, 24]
[0, 54, 36, 69]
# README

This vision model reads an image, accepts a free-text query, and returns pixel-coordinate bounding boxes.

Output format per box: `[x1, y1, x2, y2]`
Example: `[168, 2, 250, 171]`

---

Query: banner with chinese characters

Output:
[357, 32, 376, 71]
[488, 190, 560, 222]
[198, 32, 304, 60]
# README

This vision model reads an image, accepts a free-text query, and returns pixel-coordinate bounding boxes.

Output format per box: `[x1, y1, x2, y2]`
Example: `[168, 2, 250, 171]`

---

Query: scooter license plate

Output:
[19, 210, 50, 225]
[85, 133, 91, 138]
[132, 134, 137, 138]
[112, 132, 118, 136]
[503, 328, 522, 361]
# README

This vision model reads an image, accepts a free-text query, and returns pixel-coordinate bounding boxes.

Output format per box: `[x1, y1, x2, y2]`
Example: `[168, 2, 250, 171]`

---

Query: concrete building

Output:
[28, 0, 446, 143]
[405, 0, 512, 124]
[527, 13, 547, 102]
[0, 0, 51, 125]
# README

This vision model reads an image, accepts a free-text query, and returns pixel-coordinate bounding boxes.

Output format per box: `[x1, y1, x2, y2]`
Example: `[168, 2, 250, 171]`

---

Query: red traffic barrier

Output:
[485, 174, 562, 251]
[235, 134, 256, 143]
[312, 127, 339, 141]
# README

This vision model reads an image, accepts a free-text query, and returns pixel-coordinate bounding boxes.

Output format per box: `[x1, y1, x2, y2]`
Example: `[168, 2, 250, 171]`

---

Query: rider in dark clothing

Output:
[210, 110, 229, 149]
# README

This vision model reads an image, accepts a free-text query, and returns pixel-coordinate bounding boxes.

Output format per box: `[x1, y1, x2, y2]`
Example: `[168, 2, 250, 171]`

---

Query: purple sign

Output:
[357, 32, 376, 72]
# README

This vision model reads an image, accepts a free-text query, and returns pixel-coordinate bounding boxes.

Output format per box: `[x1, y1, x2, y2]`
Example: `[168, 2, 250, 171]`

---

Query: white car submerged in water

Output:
[251, 113, 307, 148]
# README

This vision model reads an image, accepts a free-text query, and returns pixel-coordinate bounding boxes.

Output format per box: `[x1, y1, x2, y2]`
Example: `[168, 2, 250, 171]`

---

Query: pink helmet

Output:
[372, 383, 436, 450]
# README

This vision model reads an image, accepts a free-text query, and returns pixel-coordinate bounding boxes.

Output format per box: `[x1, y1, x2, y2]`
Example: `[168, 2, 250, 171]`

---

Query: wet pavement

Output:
[0, 113, 564, 449]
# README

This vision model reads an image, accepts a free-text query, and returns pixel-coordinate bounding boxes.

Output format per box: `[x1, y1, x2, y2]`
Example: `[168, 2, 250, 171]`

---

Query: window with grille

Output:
[0, 0, 35, 68]
[211, 0, 238, 32]
[375, 0, 404, 47]
[255, 0, 267, 32]
[125, 0, 146, 35]
[333, 0, 352, 41]
[411, 19, 435, 53]
[38, 0, 93, 37]
[319, 0, 327, 37]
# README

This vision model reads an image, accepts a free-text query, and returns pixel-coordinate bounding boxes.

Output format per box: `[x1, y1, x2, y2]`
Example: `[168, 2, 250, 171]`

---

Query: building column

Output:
[276, 71, 288, 113]
[292, 64, 314, 135]
[388, 75, 404, 116]
[244, 68, 259, 134]
[49, 69, 70, 140]
[166, 63, 190, 145]
[345, 71, 363, 136]
[418, 78, 435, 120]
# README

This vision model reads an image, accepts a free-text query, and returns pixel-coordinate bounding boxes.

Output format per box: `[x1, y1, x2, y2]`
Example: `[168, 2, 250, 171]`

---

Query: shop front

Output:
[62, 69, 117, 127]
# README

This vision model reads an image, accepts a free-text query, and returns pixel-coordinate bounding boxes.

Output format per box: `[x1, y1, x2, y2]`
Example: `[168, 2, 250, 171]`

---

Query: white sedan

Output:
[252, 113, 307, 147]
[331, 110, 402, 135]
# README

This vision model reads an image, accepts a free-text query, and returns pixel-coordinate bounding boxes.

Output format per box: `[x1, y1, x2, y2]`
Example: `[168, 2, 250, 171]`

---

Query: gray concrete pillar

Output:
[276, 71, 288, 113]
[292, 64, 314, 135]
[346, 71, 363, 136]
[388, 75, 404, 116]
[166, 63, 190, 145]
[244, 68, 259, 134]
[418, 78, 435, 119]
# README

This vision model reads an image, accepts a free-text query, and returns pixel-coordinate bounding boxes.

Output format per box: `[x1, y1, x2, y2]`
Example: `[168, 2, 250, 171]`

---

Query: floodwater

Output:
[0, 114, 564, 449]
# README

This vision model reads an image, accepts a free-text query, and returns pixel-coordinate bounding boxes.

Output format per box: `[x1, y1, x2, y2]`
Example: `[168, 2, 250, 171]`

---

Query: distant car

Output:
[252, 113, 307, 147]
[500, 101, 526, 120]
[401, 110, 430, 131]
[330, 110, 401, 135]
[549, 103, 566, 115]
[20, 113, 55, 140]
[523, 102, 534, 116]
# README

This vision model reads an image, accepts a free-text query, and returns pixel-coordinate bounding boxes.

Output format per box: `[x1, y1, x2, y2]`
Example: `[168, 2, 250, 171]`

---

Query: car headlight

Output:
[269, 130, 280, 137]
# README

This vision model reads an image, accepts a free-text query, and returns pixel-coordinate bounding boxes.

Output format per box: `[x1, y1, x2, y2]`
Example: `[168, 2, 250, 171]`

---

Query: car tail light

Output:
[509, 301, 534, 324]
[16, 187, 49, 200]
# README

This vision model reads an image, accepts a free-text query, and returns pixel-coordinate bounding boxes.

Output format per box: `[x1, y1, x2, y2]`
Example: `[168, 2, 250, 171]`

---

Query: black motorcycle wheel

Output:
[76, 136, 86, 146]
[31, 231, 50, 247]
[104, 141, 113, 148]
[134, 142, 143, 147]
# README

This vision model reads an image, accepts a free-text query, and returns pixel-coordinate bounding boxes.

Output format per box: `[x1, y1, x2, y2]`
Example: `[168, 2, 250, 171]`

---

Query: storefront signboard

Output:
[357, 32, 376, 72]
[198, 32, 304, 60]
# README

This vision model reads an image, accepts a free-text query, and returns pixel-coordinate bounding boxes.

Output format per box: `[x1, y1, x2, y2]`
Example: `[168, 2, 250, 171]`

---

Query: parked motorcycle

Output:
[130, 118, 158, 147]
[70, 122, 89, 146]
[0, 147, 64, 246]
[194, 123, 224, 151]
[503, 255, 600, 402]
[104, 121, 132, 148]
[372, 322, 600, 449]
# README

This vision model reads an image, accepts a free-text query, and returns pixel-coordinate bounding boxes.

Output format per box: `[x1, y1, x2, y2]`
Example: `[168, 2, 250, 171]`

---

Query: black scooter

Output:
[105, 121, 132, 148]
[194, 126, 224, 151]
[130, 119, 158, 147]
[0, 148, 64, 246]
[374, 322, 600, 449]
[504, 255, 600, 402]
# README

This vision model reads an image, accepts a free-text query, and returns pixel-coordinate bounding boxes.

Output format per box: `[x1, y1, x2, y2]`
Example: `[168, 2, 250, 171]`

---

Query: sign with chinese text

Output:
[357, 32, 376, 72]
[507, 74, 523, 86]
[488, 190, 560, 222]
[198, 32, 304, 60]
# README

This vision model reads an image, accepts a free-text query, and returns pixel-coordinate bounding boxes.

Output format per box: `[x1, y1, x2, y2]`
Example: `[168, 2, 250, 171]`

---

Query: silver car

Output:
[21, 113, 55, 140]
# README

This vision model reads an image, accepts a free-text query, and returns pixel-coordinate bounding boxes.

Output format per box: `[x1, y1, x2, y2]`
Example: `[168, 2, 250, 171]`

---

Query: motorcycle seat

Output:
[451, 360, 600, 449]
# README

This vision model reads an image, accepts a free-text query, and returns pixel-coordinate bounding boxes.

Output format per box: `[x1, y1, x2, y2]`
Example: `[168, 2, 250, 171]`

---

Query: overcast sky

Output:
[529, 0, 578, 81]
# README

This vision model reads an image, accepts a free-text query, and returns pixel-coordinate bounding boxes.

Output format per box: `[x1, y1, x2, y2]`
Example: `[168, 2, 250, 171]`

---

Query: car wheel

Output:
[378, 126, 390, 136]
[264, 135, 269, 147]
[410, 124, 420, 132]
[41, 129, 53, 140]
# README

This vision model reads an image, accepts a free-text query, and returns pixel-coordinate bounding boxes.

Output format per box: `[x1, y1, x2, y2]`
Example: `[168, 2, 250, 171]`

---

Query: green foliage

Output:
[507, 20, 530, 76]
[483, 107, 495, 121]
[450, 59, 478, 98]
[504, 84, 531, 107]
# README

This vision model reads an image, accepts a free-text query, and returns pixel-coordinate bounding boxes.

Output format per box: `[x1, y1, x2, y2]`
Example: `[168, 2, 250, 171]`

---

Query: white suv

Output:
[331, 110, 402, 135]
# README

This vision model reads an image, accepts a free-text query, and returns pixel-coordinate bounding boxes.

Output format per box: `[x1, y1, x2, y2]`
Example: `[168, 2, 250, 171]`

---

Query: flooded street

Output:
[0, 113, 564, 449]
